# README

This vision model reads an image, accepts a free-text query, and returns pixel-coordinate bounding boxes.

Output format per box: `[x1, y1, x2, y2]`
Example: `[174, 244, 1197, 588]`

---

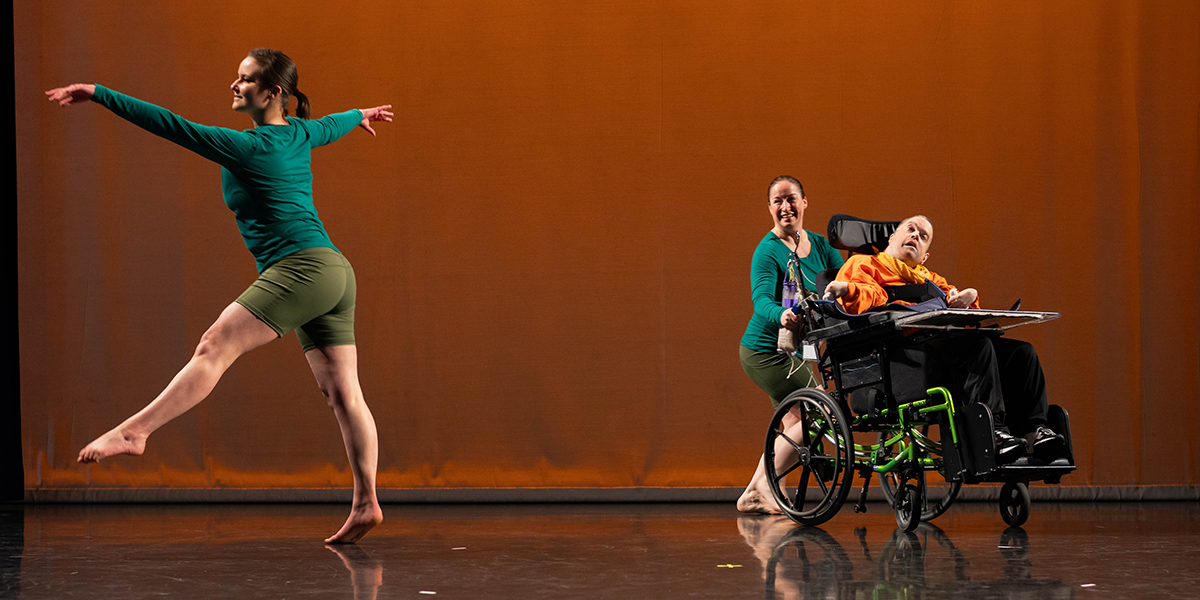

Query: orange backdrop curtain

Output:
[16, 0, 1199, 492]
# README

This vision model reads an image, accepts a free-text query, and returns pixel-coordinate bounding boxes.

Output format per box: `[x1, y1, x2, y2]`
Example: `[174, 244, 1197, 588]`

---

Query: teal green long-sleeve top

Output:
[91, 85, 363, 272]
[740, 230, 845, 353]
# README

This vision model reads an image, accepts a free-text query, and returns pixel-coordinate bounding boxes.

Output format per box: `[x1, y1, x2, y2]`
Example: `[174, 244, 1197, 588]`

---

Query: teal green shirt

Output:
[740, 230, 845, 353]
[92, 85, 363, 272]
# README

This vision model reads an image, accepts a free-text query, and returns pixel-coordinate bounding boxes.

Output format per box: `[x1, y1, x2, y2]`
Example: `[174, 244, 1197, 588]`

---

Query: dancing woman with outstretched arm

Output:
[46, 48, 393, 544]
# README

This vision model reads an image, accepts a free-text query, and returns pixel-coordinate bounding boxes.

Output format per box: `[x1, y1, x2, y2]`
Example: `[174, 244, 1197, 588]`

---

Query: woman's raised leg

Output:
[305, 344, 382, 544]
[77, 302, 278, 463]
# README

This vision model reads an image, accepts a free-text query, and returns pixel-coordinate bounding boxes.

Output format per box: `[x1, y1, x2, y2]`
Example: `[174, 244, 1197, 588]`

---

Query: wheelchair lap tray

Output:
[893, 309, 1060, 331]
[806, 298, 1060, 342]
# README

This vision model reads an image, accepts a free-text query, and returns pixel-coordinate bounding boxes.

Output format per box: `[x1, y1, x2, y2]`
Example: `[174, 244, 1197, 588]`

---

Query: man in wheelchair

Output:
[823, 215, 1066, 463]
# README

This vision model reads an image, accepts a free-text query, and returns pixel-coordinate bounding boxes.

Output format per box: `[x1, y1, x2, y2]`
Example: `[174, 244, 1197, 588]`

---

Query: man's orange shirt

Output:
[835, 254, 981, 314]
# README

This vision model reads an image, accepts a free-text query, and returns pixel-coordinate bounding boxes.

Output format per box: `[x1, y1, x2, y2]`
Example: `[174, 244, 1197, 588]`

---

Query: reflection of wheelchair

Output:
[764, 215, 1075, 530]
[764, 523, 1071, 600]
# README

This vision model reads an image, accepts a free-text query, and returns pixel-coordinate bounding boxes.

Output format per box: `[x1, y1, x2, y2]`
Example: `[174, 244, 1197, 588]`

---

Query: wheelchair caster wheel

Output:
[876, 432, 961, 523]
[999, 481, 1031, 527]
[894, 482, 922, 532]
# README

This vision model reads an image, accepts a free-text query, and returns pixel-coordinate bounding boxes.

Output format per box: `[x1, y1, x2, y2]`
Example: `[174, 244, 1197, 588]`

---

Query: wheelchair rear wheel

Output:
[765, 388, 854, 526]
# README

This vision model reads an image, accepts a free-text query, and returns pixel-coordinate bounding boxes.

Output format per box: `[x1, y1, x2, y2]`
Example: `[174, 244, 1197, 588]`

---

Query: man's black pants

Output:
[921, 334, 1049, 435]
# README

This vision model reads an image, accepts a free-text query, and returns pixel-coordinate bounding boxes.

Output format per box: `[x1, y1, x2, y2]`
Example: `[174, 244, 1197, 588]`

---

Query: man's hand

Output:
[947, 287, 977, 308]
[356, 104, 394, 136]
[45, 84, 96, 107]
[823, 280, 849, 301]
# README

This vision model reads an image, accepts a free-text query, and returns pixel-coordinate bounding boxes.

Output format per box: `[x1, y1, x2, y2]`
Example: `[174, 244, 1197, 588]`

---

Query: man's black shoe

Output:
[996, 431, 1027, 463]
[1030, 425, 1066, 461]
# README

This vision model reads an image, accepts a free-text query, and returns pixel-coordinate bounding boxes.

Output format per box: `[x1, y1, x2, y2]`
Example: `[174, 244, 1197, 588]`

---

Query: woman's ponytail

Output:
[293, 90, 311, 120]
[247, 48, 312, 119]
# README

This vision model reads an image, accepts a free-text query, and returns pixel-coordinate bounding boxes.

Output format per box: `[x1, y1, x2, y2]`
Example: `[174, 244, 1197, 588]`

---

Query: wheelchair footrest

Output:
[966, 461, 1076, 485]
[961, 404, 998, 476]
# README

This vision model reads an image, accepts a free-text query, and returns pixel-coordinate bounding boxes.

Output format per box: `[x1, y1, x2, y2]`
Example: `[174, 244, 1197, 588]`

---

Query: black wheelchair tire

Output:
[764, 388, 855, 527]
[998, 481, 1032, 527]
[894, 482, 923, 532]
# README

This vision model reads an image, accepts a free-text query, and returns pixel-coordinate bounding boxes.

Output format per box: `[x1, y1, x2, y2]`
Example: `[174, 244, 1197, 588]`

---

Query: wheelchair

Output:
[764, 215, 1075, 531]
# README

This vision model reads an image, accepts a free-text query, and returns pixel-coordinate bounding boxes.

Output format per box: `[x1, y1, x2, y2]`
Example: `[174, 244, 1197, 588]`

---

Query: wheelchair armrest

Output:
[812, 268, 840, 299]
[803, 299, 898, 342]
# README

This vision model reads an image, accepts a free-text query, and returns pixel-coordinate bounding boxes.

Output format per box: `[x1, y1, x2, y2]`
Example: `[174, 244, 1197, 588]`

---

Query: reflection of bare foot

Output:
[77, 426, 147, 463]
[737, 515, 798, 574]
[327, 545, 383, 600]
[325, 503, 384, 544]
[737, 488, 783, 514]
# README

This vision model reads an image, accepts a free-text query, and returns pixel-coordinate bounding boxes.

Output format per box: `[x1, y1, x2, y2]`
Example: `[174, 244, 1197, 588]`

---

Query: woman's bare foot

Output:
[736, 487, 784, 514]
[77, 426, 147, 463]
[325, 502, 384, 544]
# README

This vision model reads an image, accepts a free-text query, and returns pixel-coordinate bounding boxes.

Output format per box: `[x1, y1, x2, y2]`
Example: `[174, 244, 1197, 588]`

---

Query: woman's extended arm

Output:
[45, 83, 254, 168]
[304, 104, 394, 147]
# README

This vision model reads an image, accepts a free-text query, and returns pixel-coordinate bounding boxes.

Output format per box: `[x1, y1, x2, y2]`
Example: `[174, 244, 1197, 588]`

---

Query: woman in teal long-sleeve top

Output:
[46, 49, 392, 544]
[736, 176, 844, 514]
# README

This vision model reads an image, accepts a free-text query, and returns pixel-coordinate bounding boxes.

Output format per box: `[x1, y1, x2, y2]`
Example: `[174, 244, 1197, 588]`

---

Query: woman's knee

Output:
[194, 305, 279, 368]
[319, 384, 343, 408]
[312, 369, 355, 407]
[194, 327, 234, 364]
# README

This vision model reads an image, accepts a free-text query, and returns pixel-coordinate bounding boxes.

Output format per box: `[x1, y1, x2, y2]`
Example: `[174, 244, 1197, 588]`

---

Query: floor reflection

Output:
[327, 545, 383, 600]
[0, 507, 22, 598]
[4, 502, 1198, 598]
[742, 516, 1075, 599]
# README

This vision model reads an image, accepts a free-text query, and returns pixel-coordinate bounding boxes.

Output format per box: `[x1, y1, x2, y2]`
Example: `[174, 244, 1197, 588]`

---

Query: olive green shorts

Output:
[739, 344, 819, 408]
[235, 247, 356, 352]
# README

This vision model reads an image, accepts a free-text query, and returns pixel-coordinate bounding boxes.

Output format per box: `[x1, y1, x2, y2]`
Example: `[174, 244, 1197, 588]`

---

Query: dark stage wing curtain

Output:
[16, 1, 1199, 492]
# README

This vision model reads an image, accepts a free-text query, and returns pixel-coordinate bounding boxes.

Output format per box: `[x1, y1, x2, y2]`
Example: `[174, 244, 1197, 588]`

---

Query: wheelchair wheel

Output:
[877, 530, 925, 585]
[877, 432, 961, 522]
[894, 482, 923, 532]
[767, 527, 855, 598]
[764, 388, 854, 526]
[998, 481, 1031, 527]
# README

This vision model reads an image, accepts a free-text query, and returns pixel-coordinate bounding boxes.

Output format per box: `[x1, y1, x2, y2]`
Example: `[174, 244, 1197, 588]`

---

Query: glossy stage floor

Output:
[1, 501, 1196, 599]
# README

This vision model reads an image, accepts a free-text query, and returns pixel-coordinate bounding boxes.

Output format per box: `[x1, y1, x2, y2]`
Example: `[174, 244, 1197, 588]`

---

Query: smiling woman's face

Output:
[768, 180, 806, 234]
[230, 56, 276, 113]
[885, 216, 933, 265]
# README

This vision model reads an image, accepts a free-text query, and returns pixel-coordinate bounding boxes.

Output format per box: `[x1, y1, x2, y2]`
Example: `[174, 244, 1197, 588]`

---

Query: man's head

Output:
[883, 215, 933, 267]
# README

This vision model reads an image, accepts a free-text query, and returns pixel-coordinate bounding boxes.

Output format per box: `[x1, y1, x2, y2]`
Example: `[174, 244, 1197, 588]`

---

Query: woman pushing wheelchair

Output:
[736, 176, 845, 514]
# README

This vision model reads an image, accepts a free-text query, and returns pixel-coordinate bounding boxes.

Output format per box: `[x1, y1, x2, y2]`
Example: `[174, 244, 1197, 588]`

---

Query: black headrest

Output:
[826, 214, 901, 254]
